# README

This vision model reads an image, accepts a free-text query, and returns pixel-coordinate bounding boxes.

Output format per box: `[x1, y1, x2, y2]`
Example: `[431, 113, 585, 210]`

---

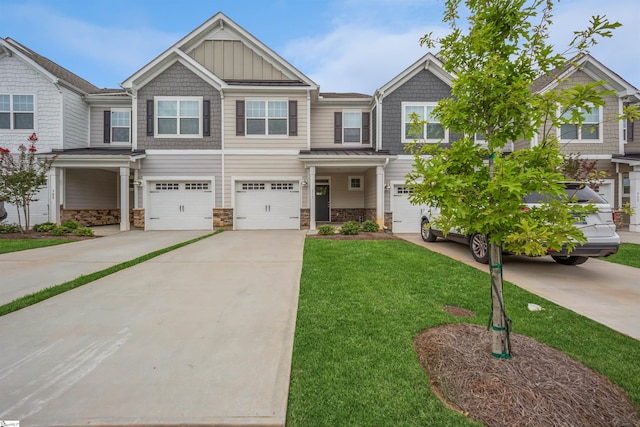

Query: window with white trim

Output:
[343, 110, 362, 143]
[402, 102, 445, 143]
[155, 97, 202, 137]
[0, 94, 34, 129]
[246, 100, 288, 136]
[348, 176, 363, 191]
[559, 105, 601, 142]
[111, 109, 131, 143]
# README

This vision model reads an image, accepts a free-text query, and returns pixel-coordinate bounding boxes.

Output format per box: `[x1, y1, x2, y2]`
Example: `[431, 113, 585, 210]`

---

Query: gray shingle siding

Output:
[137, 62, 221, 149]
[381, 69, 461, 155]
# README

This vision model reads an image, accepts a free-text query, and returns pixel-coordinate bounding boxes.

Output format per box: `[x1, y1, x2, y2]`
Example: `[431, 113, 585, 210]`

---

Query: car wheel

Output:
[470, 233, 489, 264]
[551, 255, 589, 265]
[421, 219, 437, 242]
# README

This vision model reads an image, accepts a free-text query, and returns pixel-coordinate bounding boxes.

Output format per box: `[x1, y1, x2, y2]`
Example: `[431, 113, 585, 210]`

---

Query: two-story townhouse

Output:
[528, 55, 640, 231]
[0, 37, 141, 231]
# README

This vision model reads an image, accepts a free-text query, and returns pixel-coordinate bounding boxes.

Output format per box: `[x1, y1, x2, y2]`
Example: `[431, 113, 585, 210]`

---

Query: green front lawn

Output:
[0, 238, 74, 254]
[287, 239, 640, 426]
[604, 243, 640, 268]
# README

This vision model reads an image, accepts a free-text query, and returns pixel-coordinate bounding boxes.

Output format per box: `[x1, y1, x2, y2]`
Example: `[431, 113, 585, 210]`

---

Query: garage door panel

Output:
[392, 185, 425, 233]
[235, 181, 300, 230]
[147, 181, 213, 231]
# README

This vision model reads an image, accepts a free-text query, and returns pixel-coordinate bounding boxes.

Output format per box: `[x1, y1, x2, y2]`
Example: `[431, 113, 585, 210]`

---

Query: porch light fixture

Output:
[301, 179, 308, 186]
[384, 182, 391, 190]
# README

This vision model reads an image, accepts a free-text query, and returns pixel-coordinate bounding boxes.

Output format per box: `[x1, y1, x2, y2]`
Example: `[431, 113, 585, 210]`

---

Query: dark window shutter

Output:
[362, 112, 370, 144]
[103, 110, 111, 143]
[628, 119, 634, 142]
[236, 100, 245, 136]
[334, 112, 342, 143]
[289, 100, 298, 136]
[146, 100, 154, 136]
[203, 100, 211, 137]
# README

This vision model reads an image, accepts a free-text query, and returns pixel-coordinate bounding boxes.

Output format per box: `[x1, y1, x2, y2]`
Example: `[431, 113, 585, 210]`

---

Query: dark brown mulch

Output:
[0, 232, 96, 240]
[307, 232, 401, 240]
[415, 323, 640, 427]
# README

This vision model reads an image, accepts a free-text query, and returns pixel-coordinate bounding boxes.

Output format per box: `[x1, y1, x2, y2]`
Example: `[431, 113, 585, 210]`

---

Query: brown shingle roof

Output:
[3, 37, 112, 94]
[320, 92, 371, 99]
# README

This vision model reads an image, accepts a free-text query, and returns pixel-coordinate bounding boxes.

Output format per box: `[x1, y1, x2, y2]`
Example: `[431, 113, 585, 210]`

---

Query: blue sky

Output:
[1, 0, 638, 93]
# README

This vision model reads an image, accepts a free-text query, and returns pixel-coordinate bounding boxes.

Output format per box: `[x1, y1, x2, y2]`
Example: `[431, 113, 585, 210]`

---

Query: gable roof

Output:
[374, 53, 453, 99]
[121, 12, 318, 91]
[0, 37, 103, 94]
[532, 54, 640, 102]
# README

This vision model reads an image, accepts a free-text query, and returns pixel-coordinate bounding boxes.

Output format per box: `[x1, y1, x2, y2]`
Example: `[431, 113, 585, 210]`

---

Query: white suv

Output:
[420, 183, 620, 265]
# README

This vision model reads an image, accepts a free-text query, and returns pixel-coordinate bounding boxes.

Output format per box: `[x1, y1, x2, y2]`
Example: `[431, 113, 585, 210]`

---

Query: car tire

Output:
[470, 233, 490, 264]
[421, 219, 437, 242]
[551, 255, 589, 265]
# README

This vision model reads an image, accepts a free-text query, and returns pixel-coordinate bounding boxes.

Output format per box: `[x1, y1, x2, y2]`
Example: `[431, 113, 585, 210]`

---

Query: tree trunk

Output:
[490, 242, 510, 358]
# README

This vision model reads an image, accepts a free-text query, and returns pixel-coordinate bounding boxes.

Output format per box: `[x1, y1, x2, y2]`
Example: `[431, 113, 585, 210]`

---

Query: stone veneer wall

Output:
[213, 208, 233, 229]
[300, 209, 310, 229]
[133, 208, 145, 229]
[384, 213, 393, 230]
[331, 208, 377, 223]
[61, 209, 134, 226]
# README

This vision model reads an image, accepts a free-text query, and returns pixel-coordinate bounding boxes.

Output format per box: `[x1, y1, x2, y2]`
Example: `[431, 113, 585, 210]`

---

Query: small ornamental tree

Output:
[0, 133, 57, 232]
[406, 0, 638, 358]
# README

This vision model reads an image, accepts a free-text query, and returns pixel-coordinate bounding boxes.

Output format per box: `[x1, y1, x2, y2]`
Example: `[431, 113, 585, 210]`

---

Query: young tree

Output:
[0, 133, 56, 232]
[406, 0, 636, 358]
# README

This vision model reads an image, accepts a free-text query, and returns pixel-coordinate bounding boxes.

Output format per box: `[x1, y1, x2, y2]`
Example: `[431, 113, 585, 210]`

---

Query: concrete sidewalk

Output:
[0, 230, 305, 426]
[0, 228, 211, 306]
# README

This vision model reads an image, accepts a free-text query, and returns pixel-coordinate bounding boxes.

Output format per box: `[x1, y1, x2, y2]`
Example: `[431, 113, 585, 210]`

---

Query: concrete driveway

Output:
[0, 228, 212, 306]
[0, 230, 305, 426]
[399, 234, 640, 341]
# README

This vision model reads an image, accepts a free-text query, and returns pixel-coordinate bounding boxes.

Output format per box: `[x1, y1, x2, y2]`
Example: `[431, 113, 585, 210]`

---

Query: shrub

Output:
[61, 220, 79, 230]
[361, 220, 380, 232]
[49, 226, 68, 236]
[34, 222, 56, 232]
[73, 226, 95, 237]
[0, 222, 21, 233]
[339, 221, 361, 235]
[317, 224, 336, 235]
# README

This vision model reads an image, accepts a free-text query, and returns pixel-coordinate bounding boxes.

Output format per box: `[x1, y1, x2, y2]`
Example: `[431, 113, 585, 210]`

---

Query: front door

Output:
[315, 184, 330, 222]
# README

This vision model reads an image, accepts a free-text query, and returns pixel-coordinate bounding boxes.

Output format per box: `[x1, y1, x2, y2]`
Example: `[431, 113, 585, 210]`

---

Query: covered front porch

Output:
[612, 154, 640, 232]
[300, 149, 395, 230]
[48, 149, 146, 231]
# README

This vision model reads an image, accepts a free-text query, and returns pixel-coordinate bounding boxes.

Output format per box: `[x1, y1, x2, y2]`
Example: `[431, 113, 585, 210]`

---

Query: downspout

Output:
[307, 90, 311, 151]
[221, 90, 225, 209]
[375, 91, 384, 152]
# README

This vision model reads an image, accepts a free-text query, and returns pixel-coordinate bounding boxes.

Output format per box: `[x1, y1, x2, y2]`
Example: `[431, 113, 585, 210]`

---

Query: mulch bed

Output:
[415, 323, 640, 427]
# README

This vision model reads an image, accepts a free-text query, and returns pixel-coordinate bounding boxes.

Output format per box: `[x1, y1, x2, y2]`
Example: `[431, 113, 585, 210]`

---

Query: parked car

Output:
[420, 183, 620, 265]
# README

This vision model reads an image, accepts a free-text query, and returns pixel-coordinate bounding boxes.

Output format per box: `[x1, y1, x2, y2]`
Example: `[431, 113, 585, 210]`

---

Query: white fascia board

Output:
[375, 53, 452, 97]
[146, 149, 223, 155]
[170, 13, 318, 90]
[1, 39, 60, 87]
[222, 85, 312, 93]
[51, 156, 145, 169]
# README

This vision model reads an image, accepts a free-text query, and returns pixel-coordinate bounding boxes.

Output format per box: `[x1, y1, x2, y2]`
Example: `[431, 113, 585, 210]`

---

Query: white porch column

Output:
[48, 167, 59, 224]
[309, 166, 316, 230]
[376, 166, 385, 228]
[629, 169, 640, 232]
[120, 167, 130, 231]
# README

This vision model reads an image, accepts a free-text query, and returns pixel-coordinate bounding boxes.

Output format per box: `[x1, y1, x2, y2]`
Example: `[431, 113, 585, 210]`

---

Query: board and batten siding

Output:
[188, 40, 292, 81]
[65, 169, 117, 209]
[224, 154, 307, 208]
[224, 93, 308, 150]
[61, 87, 89, 149]
[138, 153, 222, 208]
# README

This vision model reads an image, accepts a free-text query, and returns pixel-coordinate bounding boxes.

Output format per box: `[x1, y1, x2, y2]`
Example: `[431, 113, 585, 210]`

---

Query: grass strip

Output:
[0, 231, 221, 317]
[602, 243, 640, 268]
[0, 238, 75, 254]
[287, 239, 640, 426]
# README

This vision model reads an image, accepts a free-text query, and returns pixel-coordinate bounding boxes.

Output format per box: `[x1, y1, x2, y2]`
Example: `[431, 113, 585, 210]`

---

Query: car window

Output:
[524, 184, 607, 204]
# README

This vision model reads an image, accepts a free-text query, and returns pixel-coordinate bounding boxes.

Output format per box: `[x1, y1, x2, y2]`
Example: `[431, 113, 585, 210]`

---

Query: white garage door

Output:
[392, 185, 425, 233]
[147, 181, 213, 230]
[235, 181, 300, 230]
[3, 185, 49, 228]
